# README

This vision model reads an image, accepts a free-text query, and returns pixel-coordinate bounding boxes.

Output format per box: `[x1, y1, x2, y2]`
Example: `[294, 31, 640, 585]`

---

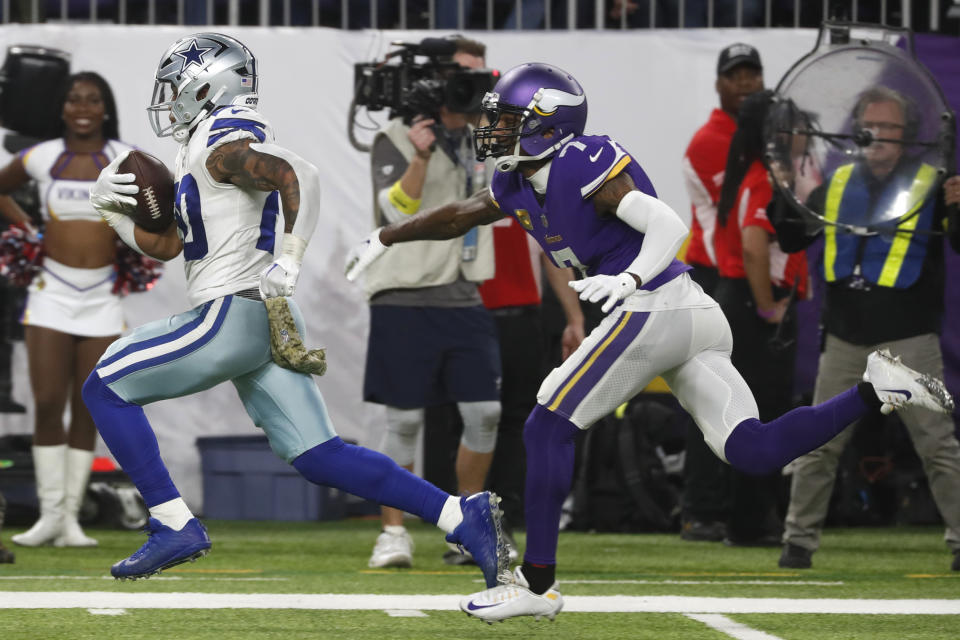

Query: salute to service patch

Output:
[266, 297, 327, 376]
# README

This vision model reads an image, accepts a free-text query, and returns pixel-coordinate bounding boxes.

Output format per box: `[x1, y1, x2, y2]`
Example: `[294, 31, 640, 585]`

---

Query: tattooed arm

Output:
[207, 139, 322, 298]
[379, 189, 505, 245]
[206, 139, 313, 234]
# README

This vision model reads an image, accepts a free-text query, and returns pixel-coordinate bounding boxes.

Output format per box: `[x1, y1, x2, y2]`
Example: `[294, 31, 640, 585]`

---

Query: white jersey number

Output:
[550, 246, 588, 278]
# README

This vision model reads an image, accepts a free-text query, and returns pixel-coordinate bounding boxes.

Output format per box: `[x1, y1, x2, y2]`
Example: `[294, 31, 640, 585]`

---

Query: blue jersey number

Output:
[174, 174, 208, 261]
[175, 173, 280, 262]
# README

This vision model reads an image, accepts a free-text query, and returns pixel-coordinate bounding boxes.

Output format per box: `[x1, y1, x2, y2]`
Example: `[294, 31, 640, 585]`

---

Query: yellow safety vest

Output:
[822, 162, 937, 288]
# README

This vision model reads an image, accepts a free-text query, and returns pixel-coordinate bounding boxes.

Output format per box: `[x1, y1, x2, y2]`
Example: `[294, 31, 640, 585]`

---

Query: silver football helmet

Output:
[148, 32, 258, 143]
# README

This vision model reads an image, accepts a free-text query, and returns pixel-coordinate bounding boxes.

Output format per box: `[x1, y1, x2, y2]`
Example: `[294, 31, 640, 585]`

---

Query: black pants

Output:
[424, 305, 543, 527]
[486, 306, 543, 526]
[714, 277, 797, 539]
[0, 278, 22, 400]
[682, 272, 798, 538]
[681, 266, 728, 523]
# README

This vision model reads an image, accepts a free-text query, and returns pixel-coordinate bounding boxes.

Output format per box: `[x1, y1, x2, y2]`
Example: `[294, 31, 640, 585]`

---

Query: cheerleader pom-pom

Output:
[113, 241, 163, 296]
[0, 223, 43, 287]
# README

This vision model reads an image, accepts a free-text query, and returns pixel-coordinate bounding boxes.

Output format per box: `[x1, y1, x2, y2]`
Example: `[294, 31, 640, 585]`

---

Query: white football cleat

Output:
[460, 566, 563, 623]
[368, 529, 414, 568]
[863, 349, 955, 415]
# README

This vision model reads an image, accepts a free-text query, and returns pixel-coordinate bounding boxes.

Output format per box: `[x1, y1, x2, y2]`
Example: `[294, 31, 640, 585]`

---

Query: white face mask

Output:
[527, 161, 552, 195]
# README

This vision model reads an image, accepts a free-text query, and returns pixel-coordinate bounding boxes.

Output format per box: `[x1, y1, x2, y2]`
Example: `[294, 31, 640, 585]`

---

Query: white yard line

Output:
[686, 614, 784, 640]
[0, 576, 837, 586]
[384, 609, 429, 617]
[87, 609, 127, 616]
[1, 593, 959, 614]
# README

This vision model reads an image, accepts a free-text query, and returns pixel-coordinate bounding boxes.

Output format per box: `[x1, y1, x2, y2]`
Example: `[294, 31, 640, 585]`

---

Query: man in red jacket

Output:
[683, 43, 764, 290]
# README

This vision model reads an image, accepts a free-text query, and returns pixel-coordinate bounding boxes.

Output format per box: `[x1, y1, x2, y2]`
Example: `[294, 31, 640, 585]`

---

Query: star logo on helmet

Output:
[173, 39, 214, 74]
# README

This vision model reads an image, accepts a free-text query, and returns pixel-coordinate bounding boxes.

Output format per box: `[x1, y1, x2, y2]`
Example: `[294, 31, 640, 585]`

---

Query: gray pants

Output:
[783, 333, 960, 552]
[96, 295, 336, 463]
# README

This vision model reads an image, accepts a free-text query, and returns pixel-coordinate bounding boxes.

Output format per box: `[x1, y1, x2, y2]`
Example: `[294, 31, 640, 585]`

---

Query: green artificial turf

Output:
[0, 519, 957, 639]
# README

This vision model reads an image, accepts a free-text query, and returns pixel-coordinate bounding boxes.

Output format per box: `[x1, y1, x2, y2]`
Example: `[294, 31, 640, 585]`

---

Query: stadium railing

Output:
[0, 0, 955, 34]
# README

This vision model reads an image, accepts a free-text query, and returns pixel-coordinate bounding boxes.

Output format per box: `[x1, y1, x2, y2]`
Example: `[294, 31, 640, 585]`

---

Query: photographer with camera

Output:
[359, 37, 502, 569]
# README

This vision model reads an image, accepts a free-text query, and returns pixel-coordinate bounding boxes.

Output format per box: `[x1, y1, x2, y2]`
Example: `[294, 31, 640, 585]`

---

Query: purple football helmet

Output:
[473, 62, 587, 172]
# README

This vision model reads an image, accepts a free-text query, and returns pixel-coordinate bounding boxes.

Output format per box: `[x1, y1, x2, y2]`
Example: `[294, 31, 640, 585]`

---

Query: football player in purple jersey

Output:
[345, 62, 955, 623]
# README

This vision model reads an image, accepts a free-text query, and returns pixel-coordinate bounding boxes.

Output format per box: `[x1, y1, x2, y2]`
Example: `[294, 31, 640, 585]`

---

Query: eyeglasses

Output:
[859, 121, 905, 133]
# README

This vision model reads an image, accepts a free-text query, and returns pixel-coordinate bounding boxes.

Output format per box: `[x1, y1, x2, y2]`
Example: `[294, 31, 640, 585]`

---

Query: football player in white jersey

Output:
[84, 32, 506, 584]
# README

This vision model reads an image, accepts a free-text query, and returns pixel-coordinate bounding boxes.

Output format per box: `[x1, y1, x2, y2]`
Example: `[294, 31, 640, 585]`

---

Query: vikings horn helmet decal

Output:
[474, 63, 588, 172]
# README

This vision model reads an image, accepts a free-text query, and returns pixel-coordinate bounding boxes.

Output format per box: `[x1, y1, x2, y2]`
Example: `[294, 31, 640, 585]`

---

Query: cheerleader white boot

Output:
[55, 448, 98, 547]
[12, 445, 66, 547]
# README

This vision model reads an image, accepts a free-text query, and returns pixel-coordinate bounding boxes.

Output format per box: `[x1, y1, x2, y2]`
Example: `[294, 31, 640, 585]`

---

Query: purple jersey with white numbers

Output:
[489, 135, 690, 291]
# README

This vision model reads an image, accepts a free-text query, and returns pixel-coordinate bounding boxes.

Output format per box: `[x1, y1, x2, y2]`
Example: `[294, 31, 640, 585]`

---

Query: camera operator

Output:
[361, 37, 502, 570]
[773, 87, 960, 572]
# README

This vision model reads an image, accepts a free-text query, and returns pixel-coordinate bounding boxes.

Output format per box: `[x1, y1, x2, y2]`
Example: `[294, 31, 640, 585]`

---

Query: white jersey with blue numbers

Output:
[174, 105, 280, 307]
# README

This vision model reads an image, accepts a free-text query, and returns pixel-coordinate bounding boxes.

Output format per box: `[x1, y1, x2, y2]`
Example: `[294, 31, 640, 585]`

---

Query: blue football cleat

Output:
[445, 491, 509, 588]
[111, 517, 211, 580]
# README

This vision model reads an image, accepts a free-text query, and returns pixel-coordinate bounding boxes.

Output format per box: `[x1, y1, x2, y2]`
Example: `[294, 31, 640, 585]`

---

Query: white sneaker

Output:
[863, 349, 955, 415]
[368, 530, 414, 568]
[460, 566, 563, 623]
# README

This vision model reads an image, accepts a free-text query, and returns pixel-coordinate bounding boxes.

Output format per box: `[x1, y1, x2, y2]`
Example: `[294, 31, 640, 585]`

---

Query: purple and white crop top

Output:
[20, 139, 136, 223]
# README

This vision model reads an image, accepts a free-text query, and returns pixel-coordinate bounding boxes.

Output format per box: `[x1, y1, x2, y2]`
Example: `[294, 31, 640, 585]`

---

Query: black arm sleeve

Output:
[947, 202, 960, 254]
[767, 185, 823, 253]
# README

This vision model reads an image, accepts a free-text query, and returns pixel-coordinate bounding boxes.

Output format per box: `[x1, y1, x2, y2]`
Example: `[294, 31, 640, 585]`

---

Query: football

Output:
[117, 149, 176, 233]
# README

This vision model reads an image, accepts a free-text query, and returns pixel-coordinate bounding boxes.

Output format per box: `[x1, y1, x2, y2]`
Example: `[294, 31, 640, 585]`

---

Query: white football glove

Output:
[259, 234, 307, 299]
[344, 228, 388, 282]
[569, 272, 637, 313]
[89, 149, 138, 226]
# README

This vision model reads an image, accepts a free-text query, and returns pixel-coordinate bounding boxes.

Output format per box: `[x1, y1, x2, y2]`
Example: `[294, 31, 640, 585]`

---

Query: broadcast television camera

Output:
[349, 37, 498, 152]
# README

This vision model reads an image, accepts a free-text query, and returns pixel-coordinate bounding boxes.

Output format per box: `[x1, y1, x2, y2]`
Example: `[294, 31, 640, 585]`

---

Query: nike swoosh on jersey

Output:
[465, 601, 500, 611]
[589, 149, 602, 162]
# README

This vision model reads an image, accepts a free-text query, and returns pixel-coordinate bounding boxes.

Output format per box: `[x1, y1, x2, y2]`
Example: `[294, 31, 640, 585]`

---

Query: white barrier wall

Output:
[0, 24, 816, 510]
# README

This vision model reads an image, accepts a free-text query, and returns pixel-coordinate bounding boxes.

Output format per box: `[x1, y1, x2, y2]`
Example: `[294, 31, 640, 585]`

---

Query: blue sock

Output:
[81, 372, 180, 507]
[292, 437, 449, 524]
[725, 384, 876, 475]
[522, 404, 581, 566]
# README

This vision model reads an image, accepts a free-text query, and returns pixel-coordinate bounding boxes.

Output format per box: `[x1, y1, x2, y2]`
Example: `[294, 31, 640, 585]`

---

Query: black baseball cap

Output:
[717, 43, 763, 75]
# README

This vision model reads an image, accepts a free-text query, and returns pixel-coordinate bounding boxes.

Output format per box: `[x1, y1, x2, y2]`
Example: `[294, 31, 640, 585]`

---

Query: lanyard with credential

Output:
[456, 134, 481, 262]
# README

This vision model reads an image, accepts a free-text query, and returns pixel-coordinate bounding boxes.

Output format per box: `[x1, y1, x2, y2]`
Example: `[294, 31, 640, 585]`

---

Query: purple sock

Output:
[725, 384, 877, 475]
[81, 372, 180, 507]
[522, 404, 581, 566]
[292, 437, 449, 524]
